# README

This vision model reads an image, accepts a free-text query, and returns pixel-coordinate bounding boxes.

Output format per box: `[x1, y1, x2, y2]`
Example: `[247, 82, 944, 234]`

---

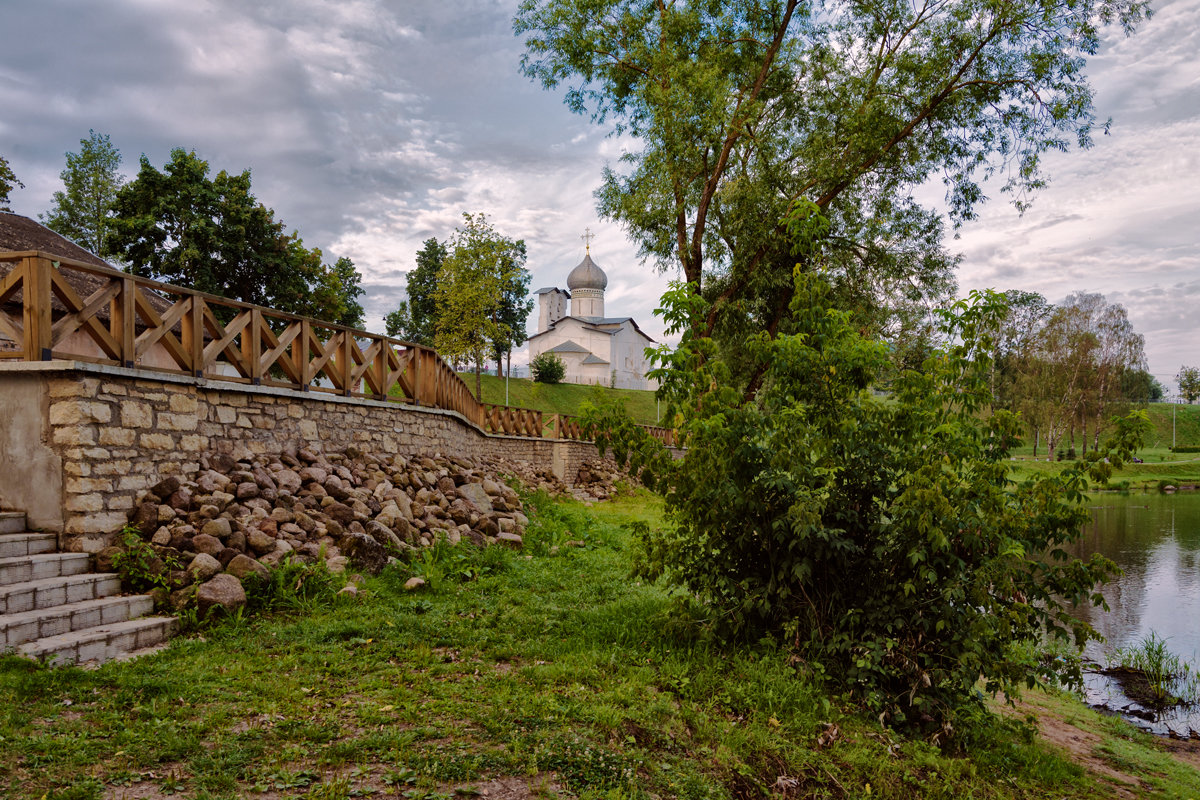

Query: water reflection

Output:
[1067, 492, 1200, 734]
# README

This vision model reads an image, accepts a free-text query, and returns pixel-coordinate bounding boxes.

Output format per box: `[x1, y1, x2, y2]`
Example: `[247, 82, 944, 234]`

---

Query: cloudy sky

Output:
[1, 0, 1196, 389]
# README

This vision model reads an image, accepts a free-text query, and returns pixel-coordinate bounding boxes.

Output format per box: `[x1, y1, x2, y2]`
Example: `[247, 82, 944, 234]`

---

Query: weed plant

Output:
[1106, 631, 1200, 709]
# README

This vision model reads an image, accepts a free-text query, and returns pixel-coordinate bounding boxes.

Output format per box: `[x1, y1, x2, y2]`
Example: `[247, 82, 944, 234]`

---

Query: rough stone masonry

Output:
[0, 362, 604, 552]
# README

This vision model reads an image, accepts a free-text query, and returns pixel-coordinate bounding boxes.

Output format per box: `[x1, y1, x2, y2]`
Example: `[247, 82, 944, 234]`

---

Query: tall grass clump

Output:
[1106, 631, 1200, 708]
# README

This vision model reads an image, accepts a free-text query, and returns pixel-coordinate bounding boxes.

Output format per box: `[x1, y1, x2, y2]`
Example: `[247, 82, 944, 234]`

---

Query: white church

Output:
[527, 236, 657, 390]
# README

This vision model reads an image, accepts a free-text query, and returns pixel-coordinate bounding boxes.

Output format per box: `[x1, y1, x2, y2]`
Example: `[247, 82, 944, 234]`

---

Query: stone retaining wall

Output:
[0, 362, 604, 552]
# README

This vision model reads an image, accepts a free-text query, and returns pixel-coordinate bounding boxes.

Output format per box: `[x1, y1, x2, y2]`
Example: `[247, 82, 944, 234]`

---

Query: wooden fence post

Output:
[22, 256, 52, 361]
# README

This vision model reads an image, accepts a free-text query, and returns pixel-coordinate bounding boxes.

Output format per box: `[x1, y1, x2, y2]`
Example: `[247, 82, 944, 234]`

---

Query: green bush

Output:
[1169, 445, 1200, 453]
[531, 351, 566, 383]
[590, 270, 1149, 735]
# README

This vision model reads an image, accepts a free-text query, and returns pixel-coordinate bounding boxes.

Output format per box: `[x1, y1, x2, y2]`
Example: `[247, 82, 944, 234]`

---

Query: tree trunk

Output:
[474, 355, 482, 401]
[1033, 426, 1039, 458]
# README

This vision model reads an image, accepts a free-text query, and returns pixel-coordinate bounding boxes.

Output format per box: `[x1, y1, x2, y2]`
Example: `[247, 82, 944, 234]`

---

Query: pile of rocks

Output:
[108, 445, 547, 616]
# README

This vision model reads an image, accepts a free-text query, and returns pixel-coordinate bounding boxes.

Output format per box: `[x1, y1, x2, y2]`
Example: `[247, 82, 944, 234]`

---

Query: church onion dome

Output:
[566, 253, 608, 291]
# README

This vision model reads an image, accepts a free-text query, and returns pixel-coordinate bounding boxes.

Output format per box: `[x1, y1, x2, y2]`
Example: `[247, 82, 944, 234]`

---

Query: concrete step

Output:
[0, 573, 122, 615]
[1, 595, 155, 649]
[0, 512, 26, 534]
[18, 616, 178, 666]
[0, 553, 92, 586]
[0, 533, 58, 559]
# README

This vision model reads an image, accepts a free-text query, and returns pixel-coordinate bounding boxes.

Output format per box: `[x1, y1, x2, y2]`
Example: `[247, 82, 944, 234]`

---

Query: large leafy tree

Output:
[107, 148, 363, 325]
[516, 0, 1149, 353]
[434, 213, 531, 399]
[0, 153, 22, 212]
[584, 270, 1148, 733]
[385, 238, 446, 344]
[41, 130, 126, 259]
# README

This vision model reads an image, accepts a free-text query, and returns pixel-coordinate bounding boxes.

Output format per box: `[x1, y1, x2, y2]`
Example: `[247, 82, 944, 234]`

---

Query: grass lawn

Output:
[3, 491, 1198, 799]
[1002, 403, 1200, 490]
[455, 373, 663, 426]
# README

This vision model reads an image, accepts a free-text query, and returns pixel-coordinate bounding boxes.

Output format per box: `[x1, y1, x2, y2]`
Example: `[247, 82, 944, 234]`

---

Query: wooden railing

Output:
[0, 251, 678, 447]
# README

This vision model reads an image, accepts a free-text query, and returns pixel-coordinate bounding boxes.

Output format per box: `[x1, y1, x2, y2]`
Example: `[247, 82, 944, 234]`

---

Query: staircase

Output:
[0, 511, 177, 666]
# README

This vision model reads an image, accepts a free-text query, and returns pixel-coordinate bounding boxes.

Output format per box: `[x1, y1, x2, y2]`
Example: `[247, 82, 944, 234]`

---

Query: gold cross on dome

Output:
[581, 227, 595, 253]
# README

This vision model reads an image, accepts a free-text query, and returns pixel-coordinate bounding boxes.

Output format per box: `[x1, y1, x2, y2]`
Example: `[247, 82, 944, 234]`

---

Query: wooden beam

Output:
[48, 270, 122, 360]
[22, 257, 52, 361]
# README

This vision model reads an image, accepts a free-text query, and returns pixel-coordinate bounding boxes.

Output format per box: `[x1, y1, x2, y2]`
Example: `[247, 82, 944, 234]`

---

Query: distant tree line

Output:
[987, 290, 1155, 458]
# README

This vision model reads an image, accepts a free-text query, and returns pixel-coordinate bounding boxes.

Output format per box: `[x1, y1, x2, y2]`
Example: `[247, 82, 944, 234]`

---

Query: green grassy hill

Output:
[460, 373, 664, 426]
[1142, 401, 1200, 450]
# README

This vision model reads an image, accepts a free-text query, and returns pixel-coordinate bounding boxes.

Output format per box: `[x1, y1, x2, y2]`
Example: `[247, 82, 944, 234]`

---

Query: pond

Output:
[1068, 491, 1200, 735]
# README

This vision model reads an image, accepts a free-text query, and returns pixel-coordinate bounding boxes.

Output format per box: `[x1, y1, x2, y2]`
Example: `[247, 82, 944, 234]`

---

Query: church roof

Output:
[546, 340, 591, 354]
[533, 286, 569, 296]
[566, 253, 607, 291]
[527, 315, 655, 343]
[582, 354, 610, 365]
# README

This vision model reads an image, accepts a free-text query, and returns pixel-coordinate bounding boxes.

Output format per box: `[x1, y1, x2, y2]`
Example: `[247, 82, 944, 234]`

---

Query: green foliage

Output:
[0, 153, 22, 211]
[107, 148, 364, 325]
[240, 558, 345, 616]
[434, 213, 531, 395]
[1106, 631, 1200, 709]
[111, 525, 175, 593]
[1178, 365, 1200, 404]
[1169, 445, 1200, 453]
[387, 238, 446, 344]
[530, 351, 566, 383]
[597, 270, 1150, 733]
[40, 130, 125, 259]
[516, 0, 1148, 362]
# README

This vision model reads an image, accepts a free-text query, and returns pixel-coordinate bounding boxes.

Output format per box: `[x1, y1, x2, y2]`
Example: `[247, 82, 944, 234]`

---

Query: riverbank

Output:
[2, 490, 1198, 798]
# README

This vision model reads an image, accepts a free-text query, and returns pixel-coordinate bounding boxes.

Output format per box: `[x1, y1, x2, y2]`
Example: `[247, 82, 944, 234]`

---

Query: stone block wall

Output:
[0, 362, 602, 551]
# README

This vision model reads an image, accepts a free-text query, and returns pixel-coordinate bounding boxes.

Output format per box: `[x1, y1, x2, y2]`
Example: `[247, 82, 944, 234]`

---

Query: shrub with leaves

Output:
[586, 270, 1149, 735]
[531, 351, 566, 383]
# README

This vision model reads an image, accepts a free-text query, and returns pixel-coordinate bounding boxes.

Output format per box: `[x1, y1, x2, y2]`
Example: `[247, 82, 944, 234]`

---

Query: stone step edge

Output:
[0, 552, 92, 567]
[0, 513, 29, 534]
[0, 573, 124, 615]
[0, 594, 155, 634]
[16, 616, 179, 665]
[0, 572, 122, 599]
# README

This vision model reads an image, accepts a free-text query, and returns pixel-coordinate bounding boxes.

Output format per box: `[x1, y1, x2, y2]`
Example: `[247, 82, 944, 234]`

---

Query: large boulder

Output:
[457, 482, 494, 513]
[226, 553, 269, 581]
[196, 573, 246, 618]
[188, 552, 223, 582]
[338, 531, 389, 574]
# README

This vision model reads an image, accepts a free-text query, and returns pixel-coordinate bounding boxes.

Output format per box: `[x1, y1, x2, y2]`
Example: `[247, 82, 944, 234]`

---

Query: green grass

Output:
[2, 491, 1197, 799]
[460, 372, 664, 426]
[1002, 403, 1200, 489]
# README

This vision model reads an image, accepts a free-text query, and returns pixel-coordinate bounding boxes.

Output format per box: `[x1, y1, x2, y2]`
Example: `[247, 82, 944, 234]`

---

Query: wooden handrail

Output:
[0, 250, 677, 447]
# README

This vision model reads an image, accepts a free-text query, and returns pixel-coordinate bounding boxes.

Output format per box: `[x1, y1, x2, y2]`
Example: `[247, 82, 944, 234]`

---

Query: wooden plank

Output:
[0, 259, 24, 305]
[392, 349, 415, 400]
[258, 320, 302, 385]
[242, 308, 263, 384]
[341, 332, 354, 396]
[23, 257, 52, 361]
[201, 307, 251, 378]
[112, 276, 136, 367]
[132, 290, 190, 369]
[297, 319, 313, 388]
[0, 309, 24, 352]
[350, 340, 383, 396]
[182, 297, 205, 376]
[48, 270, 122, 359]
[307, 330, 338, 387]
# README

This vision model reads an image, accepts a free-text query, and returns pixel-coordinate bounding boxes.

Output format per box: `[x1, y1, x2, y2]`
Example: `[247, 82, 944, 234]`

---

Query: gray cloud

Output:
[1, 0, 1194, 378]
